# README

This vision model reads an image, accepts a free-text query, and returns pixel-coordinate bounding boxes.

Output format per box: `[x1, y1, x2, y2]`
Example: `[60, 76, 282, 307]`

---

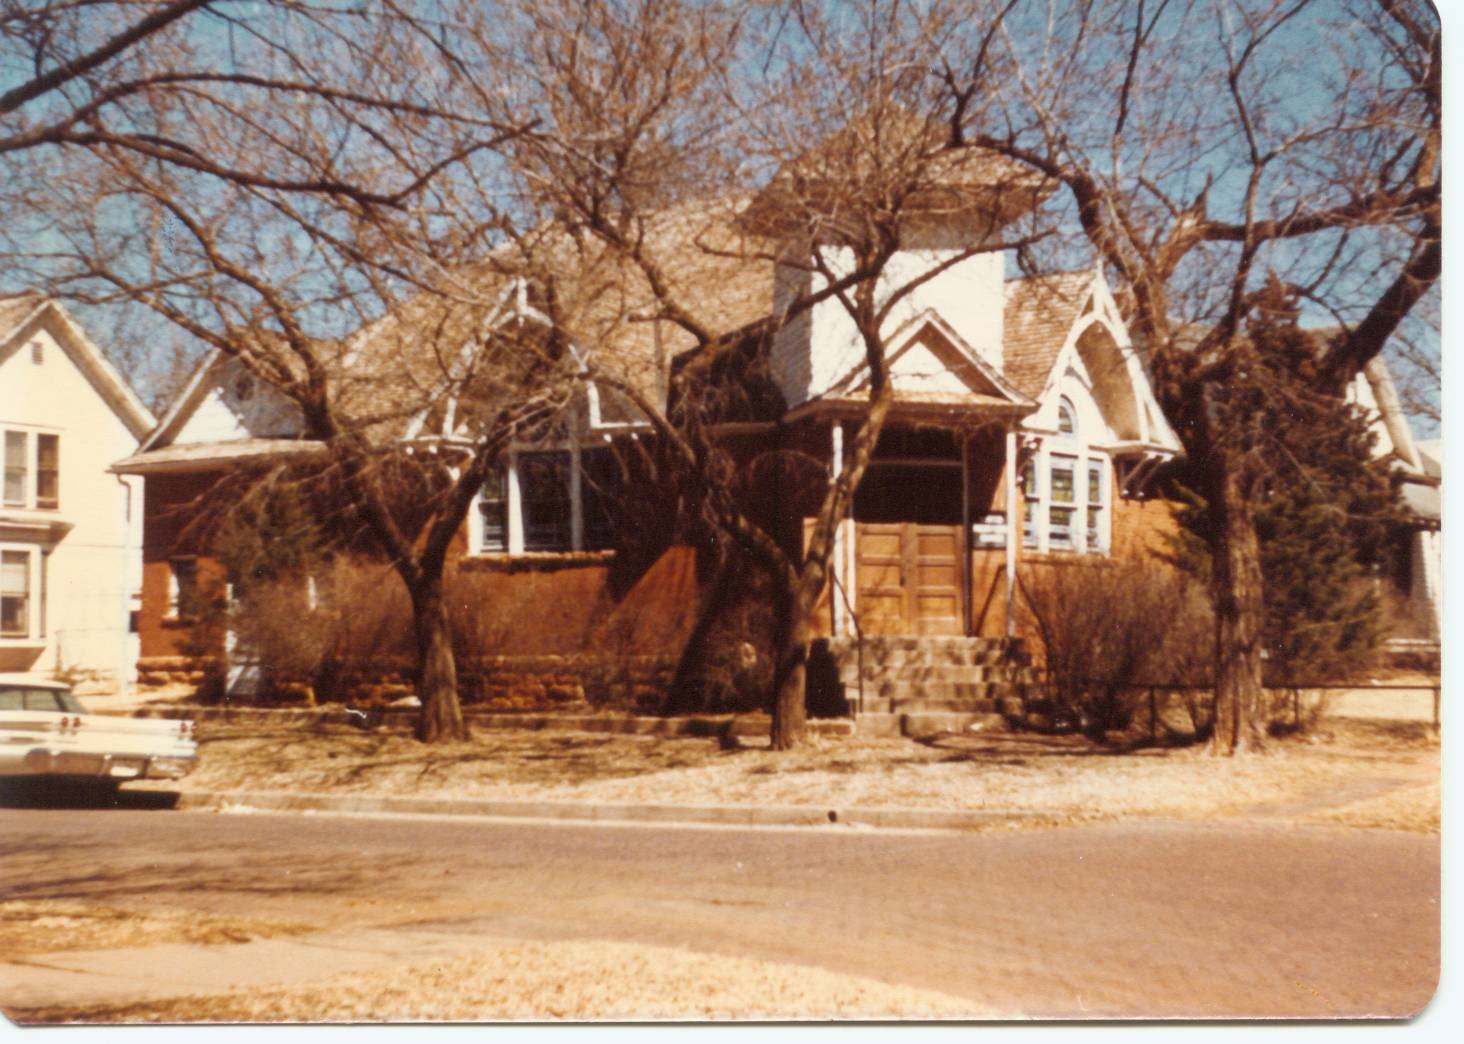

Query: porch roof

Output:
[111, 437, 326, 475]
[784, 389, 1035, 425]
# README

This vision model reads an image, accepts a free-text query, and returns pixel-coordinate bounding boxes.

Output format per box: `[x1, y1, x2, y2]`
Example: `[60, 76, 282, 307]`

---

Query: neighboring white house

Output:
[1349, 356, 1442, 647]
[0, 294, 155, 687]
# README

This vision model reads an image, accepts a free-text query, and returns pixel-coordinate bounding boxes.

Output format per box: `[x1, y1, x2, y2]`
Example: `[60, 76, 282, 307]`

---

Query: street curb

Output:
[129, 706, 856, 738]
[172, 788, 1055, 832]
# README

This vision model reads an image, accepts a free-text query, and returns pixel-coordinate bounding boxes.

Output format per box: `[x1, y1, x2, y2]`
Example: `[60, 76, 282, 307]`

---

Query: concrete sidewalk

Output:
[174, 787, 1057, 832]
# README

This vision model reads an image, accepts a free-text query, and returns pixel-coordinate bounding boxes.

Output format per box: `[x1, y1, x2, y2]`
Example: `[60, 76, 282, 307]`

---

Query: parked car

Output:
[0, 674, 197, 790]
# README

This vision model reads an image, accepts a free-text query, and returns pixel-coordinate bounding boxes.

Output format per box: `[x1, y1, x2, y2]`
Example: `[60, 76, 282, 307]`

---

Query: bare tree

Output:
[935, 0, 1440, 752]
[445, 0, 1053, 748]
[4, 1, 559, 742]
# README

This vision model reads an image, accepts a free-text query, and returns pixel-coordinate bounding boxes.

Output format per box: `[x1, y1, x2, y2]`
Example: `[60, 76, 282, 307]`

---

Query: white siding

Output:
[172, 358, 301, 445]
[0, 321, 143, 682]
[773, 247, 1006, 408]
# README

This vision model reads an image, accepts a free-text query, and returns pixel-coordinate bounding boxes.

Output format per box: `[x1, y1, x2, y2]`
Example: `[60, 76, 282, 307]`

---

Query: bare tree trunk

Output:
[1208, 464, 1267, 755]
[410, 571, 469, 743]
[770, 577, 818, 751]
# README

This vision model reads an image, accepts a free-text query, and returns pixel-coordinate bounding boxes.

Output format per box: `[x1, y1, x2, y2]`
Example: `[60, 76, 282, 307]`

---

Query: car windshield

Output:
[0, 687, 86, 713]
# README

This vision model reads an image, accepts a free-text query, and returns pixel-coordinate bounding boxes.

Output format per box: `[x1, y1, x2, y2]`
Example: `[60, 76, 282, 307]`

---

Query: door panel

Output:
[855, 523, 964, 635]
[912, 525, 963, 635]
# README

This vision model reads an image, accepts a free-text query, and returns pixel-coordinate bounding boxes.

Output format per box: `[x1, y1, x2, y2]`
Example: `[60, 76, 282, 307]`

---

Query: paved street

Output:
[0, 805, 1439, 1019]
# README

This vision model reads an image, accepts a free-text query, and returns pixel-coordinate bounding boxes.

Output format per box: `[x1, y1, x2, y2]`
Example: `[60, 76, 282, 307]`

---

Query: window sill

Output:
[461, 550, 616, 572]
[0, 636, 45, 647]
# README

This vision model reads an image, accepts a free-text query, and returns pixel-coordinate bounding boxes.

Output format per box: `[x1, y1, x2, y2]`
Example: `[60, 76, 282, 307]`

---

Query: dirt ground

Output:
[27, 940, 983, 1022]
[143, 714, 1441, 834]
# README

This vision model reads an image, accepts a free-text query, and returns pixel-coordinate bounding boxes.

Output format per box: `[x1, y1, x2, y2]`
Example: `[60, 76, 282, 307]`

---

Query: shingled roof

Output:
[1001, 269, 1096, 399]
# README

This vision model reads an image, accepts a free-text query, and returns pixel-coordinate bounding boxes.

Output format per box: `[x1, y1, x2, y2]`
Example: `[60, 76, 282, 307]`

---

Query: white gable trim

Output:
[828, 308, 1035, 406]
[0, 300, 155, 440]
[1024, 270, 1181, 454]
[139, 349, 224, 451]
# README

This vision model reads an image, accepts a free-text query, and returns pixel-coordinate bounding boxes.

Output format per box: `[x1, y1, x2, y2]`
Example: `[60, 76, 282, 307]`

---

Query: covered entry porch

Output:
[815, 417, 1027, 641]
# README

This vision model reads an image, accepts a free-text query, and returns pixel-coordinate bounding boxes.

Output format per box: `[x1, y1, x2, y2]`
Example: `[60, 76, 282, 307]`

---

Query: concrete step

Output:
[837, 663, 1041, 687]
[888, 698, 1001, 715]
[867, 680, 1029, 703]
[834, 647, 1029, 669]
[850, 710, 1009, 738]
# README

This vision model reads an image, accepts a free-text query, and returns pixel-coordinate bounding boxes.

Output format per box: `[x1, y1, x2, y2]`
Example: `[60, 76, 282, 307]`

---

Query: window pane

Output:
[1087, 460, 1104, 504]
[478, 466, 507, 552]
[1058, 400, 1077, 436]
[580, 448, 618, 551]
[520, 451, 570, 551]
[1049, 507, 1075, 549]
[3, 432, 25, 506]
[1087, 506, 1103, 551]
[1, 550, 28, 637]
[1050, 457, 1075, 504]
[171, 558, 200, 619]
[36, 434, 58, 509]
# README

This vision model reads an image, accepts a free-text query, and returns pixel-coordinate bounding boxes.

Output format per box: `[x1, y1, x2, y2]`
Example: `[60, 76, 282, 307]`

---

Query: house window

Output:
[1058, 398, 1077, 436]
[580, 448, 618, 551]
[168, 558, 201, 620]
[477, 465, 508, 553]
[3, 432, 25, 506]
[1021, 458, 1039, 548]
[1, 430, 59, 509]
[519, 451, 571, 551]
[1049, 454, 1076, 550]
[1086, 458, 1107, 552]
[1, 550, 31, 638]
[36, 434, 58, 509]
[472, 447, 620, 554]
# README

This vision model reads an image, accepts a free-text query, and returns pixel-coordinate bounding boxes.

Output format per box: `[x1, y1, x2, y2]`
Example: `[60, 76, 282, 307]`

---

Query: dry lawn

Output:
[153, 715, 1440, 833]
[0, 900, 313, 957]
[23, 940, 982, 1023]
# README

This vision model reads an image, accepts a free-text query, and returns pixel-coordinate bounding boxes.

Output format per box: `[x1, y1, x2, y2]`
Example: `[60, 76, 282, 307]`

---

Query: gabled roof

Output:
[0, 294, 155, 439]
[1002, 270, 1096, 399]
[826, 308, 1036, 412]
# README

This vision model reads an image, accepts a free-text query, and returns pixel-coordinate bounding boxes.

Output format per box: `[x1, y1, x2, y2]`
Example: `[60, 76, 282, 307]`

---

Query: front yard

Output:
[153, 715, 1439, 834]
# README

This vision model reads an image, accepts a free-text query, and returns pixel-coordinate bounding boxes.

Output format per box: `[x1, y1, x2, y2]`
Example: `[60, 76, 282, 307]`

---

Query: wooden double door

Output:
[854, 522, 964, 636]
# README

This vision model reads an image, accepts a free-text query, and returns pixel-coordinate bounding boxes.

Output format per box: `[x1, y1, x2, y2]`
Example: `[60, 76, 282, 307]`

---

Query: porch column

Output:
[506, 448, 524, 554]
[831, 421, 847, 636]
[1005, 430, 1018, 638]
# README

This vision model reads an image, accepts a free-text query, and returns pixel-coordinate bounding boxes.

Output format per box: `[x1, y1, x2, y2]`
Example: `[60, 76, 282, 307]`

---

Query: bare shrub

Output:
[1019, 560, 1213, 742]
[227, 555, 412, 702]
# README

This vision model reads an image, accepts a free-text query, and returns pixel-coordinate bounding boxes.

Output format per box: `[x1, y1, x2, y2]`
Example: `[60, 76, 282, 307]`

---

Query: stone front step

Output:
[853, 711, 1009, 738]
[850, 696, 1024, 716]
[810, 635, 1036, 725]
[825, 636, 1032, 669]
[836, 662, 1039, 685]
[857, 681, 1026, 704]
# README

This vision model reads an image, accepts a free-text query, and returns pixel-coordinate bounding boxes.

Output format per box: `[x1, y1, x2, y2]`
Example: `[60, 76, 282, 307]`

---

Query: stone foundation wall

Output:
[137, 653, 679, 714]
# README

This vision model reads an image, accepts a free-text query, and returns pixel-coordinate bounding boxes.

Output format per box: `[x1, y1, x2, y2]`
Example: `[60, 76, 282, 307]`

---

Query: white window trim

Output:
[0, 543, 41, 643]
[1022, 438, 1111, 557]
[2, 426, 61, 512]
[469, 440, 617, 557]
[165, 556, 199, 621]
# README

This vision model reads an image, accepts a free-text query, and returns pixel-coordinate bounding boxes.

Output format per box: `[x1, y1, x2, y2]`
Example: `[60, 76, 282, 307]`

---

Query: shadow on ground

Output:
[0, 781, 181, 811]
